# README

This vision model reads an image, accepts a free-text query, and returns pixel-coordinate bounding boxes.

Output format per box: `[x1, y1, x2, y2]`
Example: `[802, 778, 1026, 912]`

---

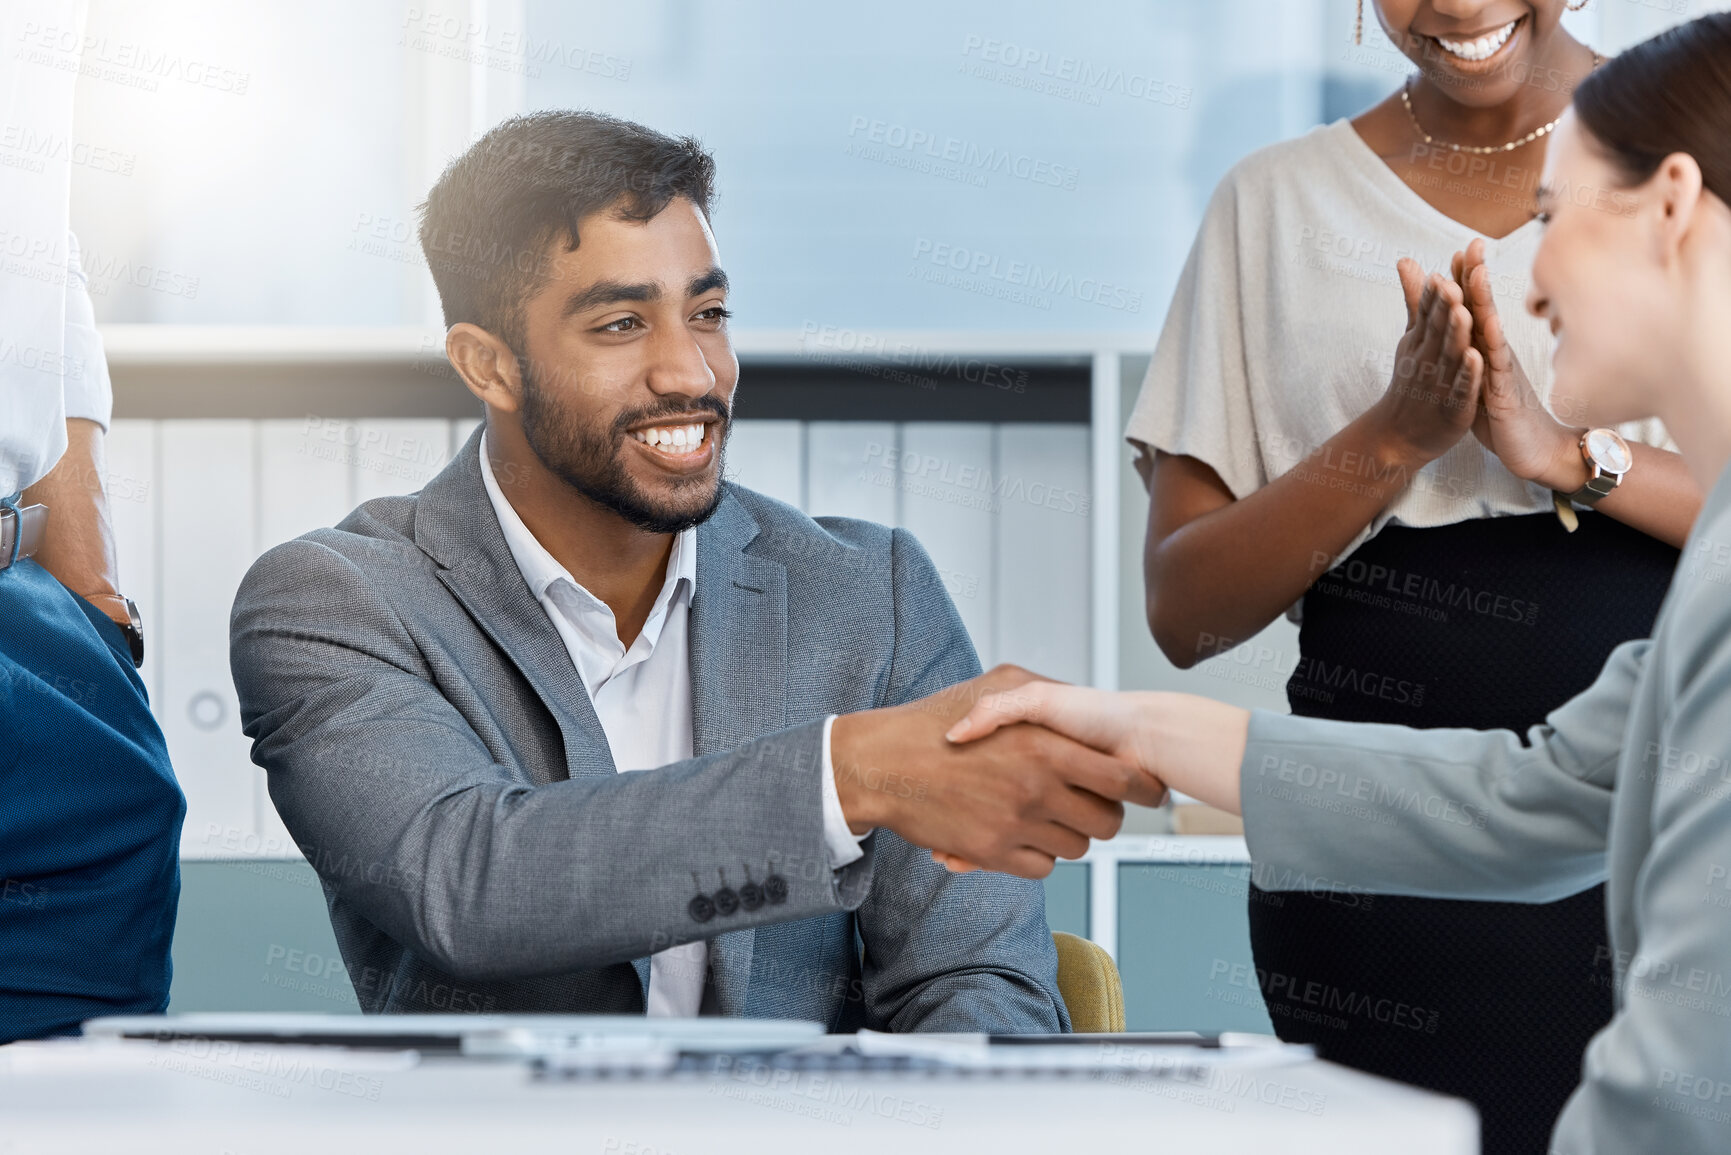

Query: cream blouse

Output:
[1126, 118, 1670, 561]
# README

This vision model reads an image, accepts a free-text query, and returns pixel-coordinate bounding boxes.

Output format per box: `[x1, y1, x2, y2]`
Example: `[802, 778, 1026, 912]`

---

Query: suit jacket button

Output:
[739, 881, 764, 911]
[714, 887, 739, 917]
[688, 894, 716, 923]
[763, 874, 788, 905]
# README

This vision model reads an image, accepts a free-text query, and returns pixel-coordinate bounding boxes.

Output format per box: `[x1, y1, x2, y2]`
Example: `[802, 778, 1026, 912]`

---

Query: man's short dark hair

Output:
[417, 110, 716, 352]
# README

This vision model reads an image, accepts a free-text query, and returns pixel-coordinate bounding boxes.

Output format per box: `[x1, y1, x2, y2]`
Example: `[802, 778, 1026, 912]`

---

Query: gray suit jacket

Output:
[1239, 463, 1731, 1153]
[229, 431, 1066, 1032]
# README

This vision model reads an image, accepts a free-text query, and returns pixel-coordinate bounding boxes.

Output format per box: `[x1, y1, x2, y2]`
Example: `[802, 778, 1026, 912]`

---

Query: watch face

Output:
[1584, 428, 1633, 475]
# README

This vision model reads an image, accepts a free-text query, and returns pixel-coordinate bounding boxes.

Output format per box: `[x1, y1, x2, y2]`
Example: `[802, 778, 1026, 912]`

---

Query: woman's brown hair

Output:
[1574, 14, 1731, 205]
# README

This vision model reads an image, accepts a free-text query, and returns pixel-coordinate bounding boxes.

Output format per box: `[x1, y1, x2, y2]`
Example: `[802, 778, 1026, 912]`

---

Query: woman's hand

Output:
[1367, 261, 1484, 467]
[1453, 239, 1581, 485]
[944, 683, 1167, 788]
[932, 684, 1250, 873]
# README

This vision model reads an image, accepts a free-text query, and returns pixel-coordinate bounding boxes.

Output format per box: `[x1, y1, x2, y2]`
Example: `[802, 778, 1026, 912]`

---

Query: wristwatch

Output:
[1553, 427, 1633, 532]
[85, 593, 145, 669]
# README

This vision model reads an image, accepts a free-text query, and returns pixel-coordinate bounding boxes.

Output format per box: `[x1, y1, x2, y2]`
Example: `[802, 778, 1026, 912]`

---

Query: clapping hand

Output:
[1452, 238, 1580, 483]
[1371, 260, 1485, 466]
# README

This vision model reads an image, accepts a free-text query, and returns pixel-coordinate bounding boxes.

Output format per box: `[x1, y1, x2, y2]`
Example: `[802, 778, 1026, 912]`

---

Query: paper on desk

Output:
[464, 1017, 821, 1060]
[0, 1037, 420, 1074]
[845, 1030, 1313, 1075]
[851, 1030, 990, 1063]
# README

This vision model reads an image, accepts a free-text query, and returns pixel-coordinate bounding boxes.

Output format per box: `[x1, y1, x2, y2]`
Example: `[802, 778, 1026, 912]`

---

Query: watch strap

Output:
[1553, 494, 1580, 534]
[83, 592, 145, 669]
[82, 592, 131, 617]
[1564, 470, 1621, 505]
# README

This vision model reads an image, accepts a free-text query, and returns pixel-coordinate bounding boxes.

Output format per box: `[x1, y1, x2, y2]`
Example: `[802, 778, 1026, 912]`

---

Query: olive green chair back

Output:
[1052, 931, 1126, 1033]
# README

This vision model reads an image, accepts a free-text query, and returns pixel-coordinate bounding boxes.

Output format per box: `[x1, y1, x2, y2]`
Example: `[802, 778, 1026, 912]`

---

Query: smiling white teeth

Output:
[1437, 19, 1517, 62]
[632, 423, 707, 452]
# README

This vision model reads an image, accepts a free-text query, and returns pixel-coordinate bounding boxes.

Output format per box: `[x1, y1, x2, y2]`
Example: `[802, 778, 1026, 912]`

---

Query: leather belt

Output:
[0, 504, 48, 571]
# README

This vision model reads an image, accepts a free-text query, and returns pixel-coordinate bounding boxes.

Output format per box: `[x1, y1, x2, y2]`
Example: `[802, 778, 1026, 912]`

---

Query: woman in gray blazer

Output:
[943, 15, 1731, 1154]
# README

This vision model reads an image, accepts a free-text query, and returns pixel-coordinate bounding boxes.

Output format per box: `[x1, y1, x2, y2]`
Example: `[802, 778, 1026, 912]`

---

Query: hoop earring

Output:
[1565, 0, 1590, 9]
[1355, 0, 1363, 44]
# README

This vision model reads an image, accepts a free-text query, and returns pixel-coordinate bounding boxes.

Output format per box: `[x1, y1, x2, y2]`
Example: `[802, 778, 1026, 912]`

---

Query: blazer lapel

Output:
[414, 429, 615, 781]
[689, 490, 786, 1016]
[418, 451, 780, 1012]
[690, 493, 787, 753]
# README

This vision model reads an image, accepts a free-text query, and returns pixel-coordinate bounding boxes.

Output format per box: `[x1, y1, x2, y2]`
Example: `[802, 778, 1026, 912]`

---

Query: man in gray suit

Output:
[230, 111, 1153, 1029]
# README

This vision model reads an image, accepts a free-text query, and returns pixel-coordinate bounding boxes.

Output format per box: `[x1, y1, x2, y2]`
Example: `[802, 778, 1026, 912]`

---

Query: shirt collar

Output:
[477, 433, 696, 652]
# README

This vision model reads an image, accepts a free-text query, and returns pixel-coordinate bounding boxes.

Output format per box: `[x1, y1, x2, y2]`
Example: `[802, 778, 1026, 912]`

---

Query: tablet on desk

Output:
[81, 1013, 825, 1056]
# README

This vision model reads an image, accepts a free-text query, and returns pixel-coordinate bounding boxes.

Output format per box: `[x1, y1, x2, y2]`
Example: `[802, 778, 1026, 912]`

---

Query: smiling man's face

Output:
[509, 196, 738, 534]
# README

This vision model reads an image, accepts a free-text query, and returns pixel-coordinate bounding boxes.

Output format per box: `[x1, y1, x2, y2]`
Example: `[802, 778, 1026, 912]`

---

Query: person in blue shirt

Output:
[1, 0, 184, 1042]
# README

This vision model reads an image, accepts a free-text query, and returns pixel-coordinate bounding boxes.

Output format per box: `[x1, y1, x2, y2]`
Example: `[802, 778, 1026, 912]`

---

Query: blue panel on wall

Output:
[170, 860, 359, 1014]
[1116, 863, 1274, 1034]
[1041, 861, 1090, 941]
[174, 857, 1270, 1028]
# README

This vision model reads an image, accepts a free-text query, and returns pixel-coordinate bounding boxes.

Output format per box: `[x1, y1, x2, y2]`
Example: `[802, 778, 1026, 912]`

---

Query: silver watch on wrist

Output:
[1553, 427, 1633, 531]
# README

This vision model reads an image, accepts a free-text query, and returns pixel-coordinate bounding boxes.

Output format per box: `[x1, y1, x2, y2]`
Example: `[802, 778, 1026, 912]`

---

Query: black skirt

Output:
[1249, 509, 1678, 1155]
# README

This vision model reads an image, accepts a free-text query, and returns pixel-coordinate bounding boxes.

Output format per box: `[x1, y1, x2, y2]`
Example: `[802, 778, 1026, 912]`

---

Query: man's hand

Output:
[20, 418, 127, 626]
[939, 683, 1249, 872]
[829, 664, 1162, 879]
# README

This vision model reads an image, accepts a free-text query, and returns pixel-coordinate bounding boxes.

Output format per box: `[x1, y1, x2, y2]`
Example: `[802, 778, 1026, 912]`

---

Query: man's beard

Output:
[518, 361, 731, 534]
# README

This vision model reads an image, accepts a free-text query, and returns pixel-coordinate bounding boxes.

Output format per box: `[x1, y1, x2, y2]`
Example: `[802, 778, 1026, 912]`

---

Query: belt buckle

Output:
[0, 504, 48, 571]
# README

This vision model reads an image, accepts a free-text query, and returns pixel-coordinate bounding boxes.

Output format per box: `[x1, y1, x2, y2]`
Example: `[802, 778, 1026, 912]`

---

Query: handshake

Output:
[830, 665, 1244, 879]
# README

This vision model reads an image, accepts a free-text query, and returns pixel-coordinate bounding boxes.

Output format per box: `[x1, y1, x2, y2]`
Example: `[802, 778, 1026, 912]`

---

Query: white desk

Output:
[0, 1038, 1477, 1154]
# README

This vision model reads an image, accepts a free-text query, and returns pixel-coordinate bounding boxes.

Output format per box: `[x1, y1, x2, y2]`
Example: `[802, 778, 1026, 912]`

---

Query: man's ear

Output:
[446, 323, 525, 414]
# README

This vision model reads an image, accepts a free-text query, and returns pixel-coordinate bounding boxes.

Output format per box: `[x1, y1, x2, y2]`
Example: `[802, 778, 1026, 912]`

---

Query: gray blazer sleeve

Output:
[1560, 631, 1731, 1155]
[852, 529, 1069, 1033]
[231, 539, 866, 983]
[1240, 638, 1642, 902]
[1244, 631, 1731, 1152]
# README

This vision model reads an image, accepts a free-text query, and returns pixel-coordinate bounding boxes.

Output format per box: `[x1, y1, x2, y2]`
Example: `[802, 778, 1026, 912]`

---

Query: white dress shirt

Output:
[1, 0, 112, 497]
[478, 437, 865, 1016]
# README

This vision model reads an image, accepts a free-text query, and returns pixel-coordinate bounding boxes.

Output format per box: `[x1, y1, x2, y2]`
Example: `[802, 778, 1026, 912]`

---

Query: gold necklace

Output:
[1400, 52, 1604, 155]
